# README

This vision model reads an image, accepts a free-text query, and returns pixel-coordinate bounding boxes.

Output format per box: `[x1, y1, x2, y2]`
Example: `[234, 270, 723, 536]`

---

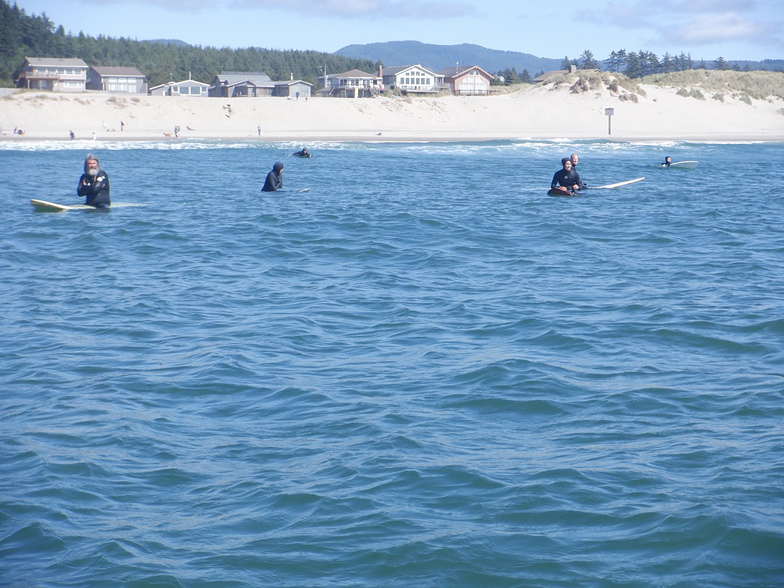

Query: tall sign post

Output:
[605, 108, 614, 135]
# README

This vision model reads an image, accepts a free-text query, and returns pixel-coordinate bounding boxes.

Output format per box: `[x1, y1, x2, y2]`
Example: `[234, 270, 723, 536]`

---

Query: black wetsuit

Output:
[261, 164, 284, 192]
[292, 150, 311, 158]
[571, 162, 588, 188]
[77, 171, 110, 207]
[551, 168, 581, 191]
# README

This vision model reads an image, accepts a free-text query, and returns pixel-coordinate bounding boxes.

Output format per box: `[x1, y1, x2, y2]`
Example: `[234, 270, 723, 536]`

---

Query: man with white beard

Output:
[77, 154, 110, 208]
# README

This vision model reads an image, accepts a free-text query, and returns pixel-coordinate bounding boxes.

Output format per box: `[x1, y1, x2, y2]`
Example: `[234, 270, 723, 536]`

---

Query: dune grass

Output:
[642, 69, 784, 101]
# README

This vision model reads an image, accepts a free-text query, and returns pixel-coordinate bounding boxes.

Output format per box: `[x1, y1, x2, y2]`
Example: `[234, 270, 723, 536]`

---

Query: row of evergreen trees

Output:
[563, 49, 755, 77]
[495, 50, 761, 86]
[0, 0, 377, 87]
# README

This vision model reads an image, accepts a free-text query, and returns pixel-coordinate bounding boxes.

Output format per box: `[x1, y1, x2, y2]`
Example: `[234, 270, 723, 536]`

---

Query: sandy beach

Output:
[2, 76, 783, 143]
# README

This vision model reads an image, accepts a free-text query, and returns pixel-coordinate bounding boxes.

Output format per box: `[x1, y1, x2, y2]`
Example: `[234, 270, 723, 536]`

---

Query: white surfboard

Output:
[592, 177, 645, 189]
[31, 199, 143, 212]
[31, 199, 94, 212]
[662, 161, 699, 169]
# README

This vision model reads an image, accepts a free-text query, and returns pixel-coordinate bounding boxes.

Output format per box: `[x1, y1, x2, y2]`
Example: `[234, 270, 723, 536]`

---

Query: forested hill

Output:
[0, 0, 376, 87]
[337, 41, 561, 74]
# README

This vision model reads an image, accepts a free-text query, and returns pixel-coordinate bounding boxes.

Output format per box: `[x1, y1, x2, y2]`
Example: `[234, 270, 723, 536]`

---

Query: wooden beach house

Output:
[17, 57, 89, 92]
[440, 65, 494, 95]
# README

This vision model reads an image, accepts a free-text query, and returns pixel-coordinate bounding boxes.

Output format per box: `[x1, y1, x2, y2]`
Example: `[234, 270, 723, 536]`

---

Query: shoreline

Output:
[3, 132, 782, 144]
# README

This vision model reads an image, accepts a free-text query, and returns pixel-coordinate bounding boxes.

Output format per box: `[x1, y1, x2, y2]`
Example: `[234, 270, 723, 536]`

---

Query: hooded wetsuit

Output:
[261, 162, 284, 192]
[551, 168, 581, 191]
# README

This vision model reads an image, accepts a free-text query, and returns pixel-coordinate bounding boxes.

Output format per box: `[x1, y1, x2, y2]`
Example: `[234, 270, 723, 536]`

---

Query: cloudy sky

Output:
[15, 0, 784, 62]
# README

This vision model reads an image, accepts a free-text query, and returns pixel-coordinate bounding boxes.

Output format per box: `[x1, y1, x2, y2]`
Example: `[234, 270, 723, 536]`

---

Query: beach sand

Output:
[1, 79, 783, 143]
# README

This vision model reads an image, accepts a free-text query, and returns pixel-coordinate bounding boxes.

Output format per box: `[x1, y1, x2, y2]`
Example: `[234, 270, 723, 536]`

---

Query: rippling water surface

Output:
[2, 139, 783, 587]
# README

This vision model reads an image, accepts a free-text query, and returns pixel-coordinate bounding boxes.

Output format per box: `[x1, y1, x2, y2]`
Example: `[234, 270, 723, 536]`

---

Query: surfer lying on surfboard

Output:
[551, 158, 582, 195]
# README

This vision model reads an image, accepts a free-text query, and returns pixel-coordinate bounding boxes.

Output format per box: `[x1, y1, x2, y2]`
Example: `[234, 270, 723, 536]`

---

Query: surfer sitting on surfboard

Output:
[662, 156, 672, 167]
[261, 161, 284, 192]
[77, 154, 110, 208]
[551, 158, 582, 195]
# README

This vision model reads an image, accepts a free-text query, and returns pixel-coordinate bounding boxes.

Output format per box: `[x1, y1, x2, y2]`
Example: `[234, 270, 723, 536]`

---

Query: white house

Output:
[319, 69, 382, 98]
[381, 65, 443, 94]
[149, 78, 210, 97]
[17, 57, 89, 92]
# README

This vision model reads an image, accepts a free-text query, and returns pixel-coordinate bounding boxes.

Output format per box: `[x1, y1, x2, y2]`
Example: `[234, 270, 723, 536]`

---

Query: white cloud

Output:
[233, 0, 476, 18]
[665, 12, 776, 44]
[81, 0, 477, 17]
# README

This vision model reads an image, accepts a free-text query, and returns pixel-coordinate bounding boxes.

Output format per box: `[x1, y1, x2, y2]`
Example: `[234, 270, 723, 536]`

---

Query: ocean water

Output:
[1, 138, 783, 587]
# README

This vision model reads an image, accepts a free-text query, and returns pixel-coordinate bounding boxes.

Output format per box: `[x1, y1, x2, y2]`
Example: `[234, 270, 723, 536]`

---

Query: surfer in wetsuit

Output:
[570, 153, 588, 188]
[551, 158, 582, 194]
[261, 161, 284, 192]
[292, 148, 310, 157]
[662, 156, 672, 166]
[77, 154, 110, 208]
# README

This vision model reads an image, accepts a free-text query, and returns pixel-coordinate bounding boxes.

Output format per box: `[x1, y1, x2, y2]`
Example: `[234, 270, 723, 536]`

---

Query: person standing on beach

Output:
[77, 154, 110, 208]
[261, 162, 284, 192]
[551, 158, 582, 194]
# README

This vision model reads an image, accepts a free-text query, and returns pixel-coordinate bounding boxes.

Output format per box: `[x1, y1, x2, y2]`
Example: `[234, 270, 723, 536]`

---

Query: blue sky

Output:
[15, 0, 784, 62]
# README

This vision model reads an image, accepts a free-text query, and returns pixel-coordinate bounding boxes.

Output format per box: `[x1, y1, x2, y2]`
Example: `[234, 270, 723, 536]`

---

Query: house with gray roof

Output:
[89, 66, 147, 93]
[273, 80, 313, 99]
[149, 77, 210, 97]
[439, 65, 494, 95]
[381, 65, 444, 94]
[209, 72, 275, 97]
[318, 69, 382, 98]
[17, 57, 89, 92]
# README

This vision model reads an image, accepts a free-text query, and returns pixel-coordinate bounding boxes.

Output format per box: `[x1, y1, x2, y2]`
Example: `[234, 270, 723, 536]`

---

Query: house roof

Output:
[24, 56, 88, 68]
[331, 69, 378, 79]
[439, 65, 493, 79]
[381, 64, 439, 77]
[149, 79, 210, 91]
[91, 66, 145, 77]
[216, 72, 272, 85]
[273, 80, 313, 87]
[532, 70, 568, 83]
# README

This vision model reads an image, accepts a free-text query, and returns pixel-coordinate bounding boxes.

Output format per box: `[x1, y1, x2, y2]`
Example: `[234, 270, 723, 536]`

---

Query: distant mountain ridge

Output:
[336, 41, 784, 75]
[335, 40, 561, 74]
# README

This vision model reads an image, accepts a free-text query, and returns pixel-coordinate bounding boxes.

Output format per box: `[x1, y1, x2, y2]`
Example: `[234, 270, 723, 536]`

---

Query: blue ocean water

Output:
[1, 138, 783, 587]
